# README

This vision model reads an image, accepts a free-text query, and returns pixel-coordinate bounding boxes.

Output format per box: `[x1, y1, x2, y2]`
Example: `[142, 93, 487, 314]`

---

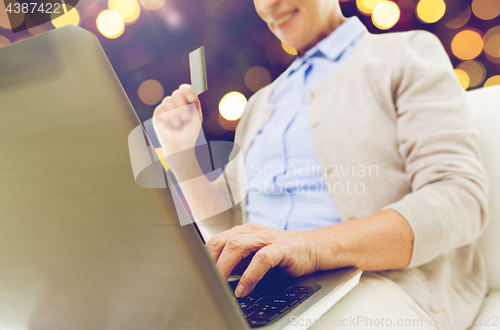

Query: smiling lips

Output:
[272, 9, 299, 28]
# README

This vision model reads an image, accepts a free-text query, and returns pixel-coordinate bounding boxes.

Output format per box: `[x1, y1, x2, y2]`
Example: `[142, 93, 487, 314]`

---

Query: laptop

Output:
[0, 25, 362, 329]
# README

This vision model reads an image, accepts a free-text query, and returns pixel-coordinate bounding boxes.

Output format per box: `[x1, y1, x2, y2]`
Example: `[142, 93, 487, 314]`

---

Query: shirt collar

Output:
[287, 16, 367, 75]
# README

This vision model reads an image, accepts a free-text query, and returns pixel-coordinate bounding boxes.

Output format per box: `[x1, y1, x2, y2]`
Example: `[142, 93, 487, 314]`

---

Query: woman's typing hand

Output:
[206, 222, 330, 298]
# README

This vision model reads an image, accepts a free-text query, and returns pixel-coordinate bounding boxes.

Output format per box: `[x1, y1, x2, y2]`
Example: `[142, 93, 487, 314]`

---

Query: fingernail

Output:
[235, 284, 245, 297]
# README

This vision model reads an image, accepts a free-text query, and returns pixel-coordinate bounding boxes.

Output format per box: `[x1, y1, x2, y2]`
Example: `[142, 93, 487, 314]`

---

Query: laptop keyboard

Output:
[229, 281, 321, 328]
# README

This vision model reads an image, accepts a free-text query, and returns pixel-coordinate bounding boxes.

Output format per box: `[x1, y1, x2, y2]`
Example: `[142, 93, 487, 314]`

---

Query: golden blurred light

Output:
[51, 5, 80, 28]
[483, 26, 500, 59]
[451, 30, 483, 60]
[139, 0, 165, 11]
[443, 5, 471, 29]
[219, 115, 238, 131]
[154, 148, 169, 170]
[454, 69, 470, 90]
[484, 75, 500, 87]
[137, 79, 164, 105]
[416, 0, 446, 23]
[372, 1, 400, 30]
[457, 60, 486, 88]
[96, 10, 125, 39]
[0, 35, 11, 47]
[356, 0, 383, 15]
[281, 42, 297, 55]
[471, 0, 500, 20]
[0, 0, 24, 29]
[114, 23, 133, 43]
[219, 92, 247, 121]
[109, 0, 140, 23]
[245, 66, 272, 93]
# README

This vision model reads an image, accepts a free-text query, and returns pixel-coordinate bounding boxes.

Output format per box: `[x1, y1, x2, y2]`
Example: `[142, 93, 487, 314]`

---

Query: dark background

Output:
[1, 0, 499, 143]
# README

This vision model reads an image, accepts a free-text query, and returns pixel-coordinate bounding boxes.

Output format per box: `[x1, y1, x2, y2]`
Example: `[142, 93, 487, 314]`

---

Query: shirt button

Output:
[429, 303, 440, 314]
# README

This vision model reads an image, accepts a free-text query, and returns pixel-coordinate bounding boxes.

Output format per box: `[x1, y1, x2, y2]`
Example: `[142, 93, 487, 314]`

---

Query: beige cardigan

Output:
[204, 30, 489, 330]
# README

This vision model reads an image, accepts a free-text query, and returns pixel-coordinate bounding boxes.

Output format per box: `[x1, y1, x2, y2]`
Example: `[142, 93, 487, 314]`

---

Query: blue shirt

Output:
[245, 17, 367, 231]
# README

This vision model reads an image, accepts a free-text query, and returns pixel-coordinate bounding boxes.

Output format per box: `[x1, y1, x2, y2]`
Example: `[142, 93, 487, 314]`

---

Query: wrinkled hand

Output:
[206, 222, 320, 297]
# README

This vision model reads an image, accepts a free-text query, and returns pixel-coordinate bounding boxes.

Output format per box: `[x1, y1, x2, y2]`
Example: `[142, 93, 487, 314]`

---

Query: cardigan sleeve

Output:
[384, 31, 489, 268]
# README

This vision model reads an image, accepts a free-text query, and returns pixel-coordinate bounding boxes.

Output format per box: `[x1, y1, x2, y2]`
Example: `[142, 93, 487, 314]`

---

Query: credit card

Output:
[189, 46, 208, 95]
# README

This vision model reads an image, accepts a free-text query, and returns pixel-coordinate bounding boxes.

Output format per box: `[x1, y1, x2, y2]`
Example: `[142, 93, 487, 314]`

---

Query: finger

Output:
[167, 114, 182, 130]
[216, 234, 265, 280]
[167, 91, 183, 129]
[171, 90, 195, 127]
[179, 105, 191, 122]
[153, 96, 173, 120]
[179, 84, 197, 104]
[172, 89, 187, 109]
[205, 225, 252, 261]
[235, 244, 286, 297]
[179, 84, 203, 122]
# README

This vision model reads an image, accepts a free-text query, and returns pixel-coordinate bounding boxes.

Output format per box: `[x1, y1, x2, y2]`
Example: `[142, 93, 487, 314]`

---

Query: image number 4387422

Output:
[2, 0, 79, 32]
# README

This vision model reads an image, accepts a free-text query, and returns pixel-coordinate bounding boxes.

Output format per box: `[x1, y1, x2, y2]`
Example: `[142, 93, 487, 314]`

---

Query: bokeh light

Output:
[282, 42, 297, 55]
[139, 0, 165, 11]
[154, 148, 169, 170]
[451, 30, 483, 60]
[356, 0, 383, 15]
[219, 92, 247, 121]
[0, 35, 11, 47]
[483, 26, 500, 60]
[163, 9, 184, 29]
[245, 66, 272, 93]
[484, 75, 500, 87]
[109, 0, 140, 24]
[471, 0, 500, 21]
[219, 115, 238, 131]
[0, 0, 24, 29]
[372, 1, 400, 30]
[51, 5, 80, 28]
[137, 79, 164, 105]
[454, 69, 470, 90]
[416, 0, 446, 24]
[267, 40, 295, 65]
[457, 60, 486, 88]
[96, 10, 125, 39]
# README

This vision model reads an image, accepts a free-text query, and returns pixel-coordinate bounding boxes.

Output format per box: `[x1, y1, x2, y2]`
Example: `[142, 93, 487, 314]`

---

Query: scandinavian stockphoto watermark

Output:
[290, 315, 425, 328]
[128, 105, 381, 226]
[128, 104, 249, 226]
[290, 315, 499, 328]
[248, 159, 379, 197]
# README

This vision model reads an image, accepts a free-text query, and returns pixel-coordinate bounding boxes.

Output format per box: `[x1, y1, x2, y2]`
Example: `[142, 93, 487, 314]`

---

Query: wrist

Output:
[303, 227, 351, 273]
